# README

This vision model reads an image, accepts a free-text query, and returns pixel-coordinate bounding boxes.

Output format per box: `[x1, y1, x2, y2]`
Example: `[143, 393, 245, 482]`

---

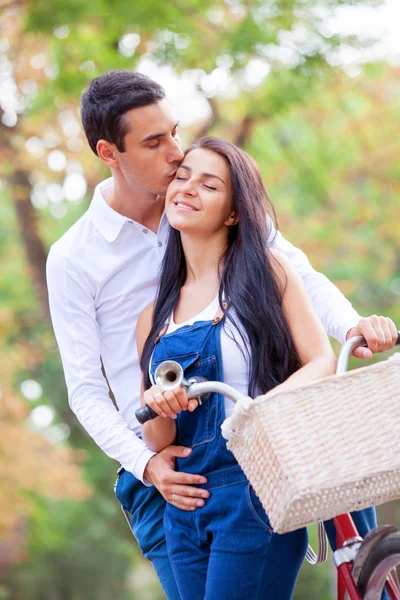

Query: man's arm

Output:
[269, 226, 359, 343]
[268, 224, 398, 356]
[47, 248, 210, 506]
[46, 246, 155, 483]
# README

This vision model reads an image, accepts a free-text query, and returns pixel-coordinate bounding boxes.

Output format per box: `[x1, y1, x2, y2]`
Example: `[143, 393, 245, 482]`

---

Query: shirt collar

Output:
[89, 178, 129, 243]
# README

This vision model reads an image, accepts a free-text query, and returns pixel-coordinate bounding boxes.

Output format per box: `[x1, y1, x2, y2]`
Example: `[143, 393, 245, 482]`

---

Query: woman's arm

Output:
[136, 303, 177, 452]
[265, 249, 337, 395]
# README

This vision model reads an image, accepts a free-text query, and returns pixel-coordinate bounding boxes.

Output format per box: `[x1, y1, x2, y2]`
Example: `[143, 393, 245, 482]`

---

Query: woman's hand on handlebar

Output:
[143, 385, 198, 419]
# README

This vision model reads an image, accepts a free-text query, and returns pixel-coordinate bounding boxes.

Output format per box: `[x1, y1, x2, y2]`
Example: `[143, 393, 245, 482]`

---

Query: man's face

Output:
[115, 99, 184, 196]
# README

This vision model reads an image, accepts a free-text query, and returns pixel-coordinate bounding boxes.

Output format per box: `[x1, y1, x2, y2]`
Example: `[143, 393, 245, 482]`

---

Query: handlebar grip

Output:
[135, 376, 211, 424]
[135, 405, 159, 424]
[396, 331, 400, 346]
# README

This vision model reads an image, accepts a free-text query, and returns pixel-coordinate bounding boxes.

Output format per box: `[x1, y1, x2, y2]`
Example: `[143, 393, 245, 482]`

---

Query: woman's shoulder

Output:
[268, 247, 305, 303]
[138, 301, 155, 327]
[269, 247, 291, 268]
[269, 248, 293, 285]
[137, 302, 155, 351]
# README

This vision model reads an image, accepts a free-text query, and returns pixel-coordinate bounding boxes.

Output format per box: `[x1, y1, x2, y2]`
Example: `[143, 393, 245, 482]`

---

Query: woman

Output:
[136, 137, 337, 600]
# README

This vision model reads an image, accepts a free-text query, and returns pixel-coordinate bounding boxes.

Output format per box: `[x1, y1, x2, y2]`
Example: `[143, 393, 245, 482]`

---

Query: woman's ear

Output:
[225, 211, 239, 227]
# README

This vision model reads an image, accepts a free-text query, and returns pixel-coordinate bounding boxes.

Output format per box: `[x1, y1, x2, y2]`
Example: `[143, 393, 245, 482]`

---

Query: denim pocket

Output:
[114, 465, 124, 493]
[151, 351, 200, 375]
[114, 469, 140, 514]
[176, 354, 219, 448]
[246, 484, 274, 533]
[114, 468, 126, 507]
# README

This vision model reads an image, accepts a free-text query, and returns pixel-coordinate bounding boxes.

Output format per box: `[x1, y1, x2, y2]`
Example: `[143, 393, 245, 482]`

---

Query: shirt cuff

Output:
[132, 447, 157, 486]
[340, 317, 361, 345]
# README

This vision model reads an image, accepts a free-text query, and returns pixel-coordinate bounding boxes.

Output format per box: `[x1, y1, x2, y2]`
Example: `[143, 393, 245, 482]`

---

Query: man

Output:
[46, 70, 398, 599]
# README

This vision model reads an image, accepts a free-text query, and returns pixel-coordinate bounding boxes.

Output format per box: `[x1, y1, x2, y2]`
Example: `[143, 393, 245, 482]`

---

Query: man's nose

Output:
[168, 138, 184, 163]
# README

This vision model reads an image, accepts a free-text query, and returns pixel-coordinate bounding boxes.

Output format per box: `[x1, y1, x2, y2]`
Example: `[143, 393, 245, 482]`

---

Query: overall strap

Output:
[155, 297, 226, 339]
[212, 301, 228, 325]
[150, 317, 170, 384]
[154, 315, 171, 344]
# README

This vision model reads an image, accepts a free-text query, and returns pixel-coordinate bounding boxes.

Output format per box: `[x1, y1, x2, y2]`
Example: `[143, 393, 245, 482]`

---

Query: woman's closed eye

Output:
[174, 175, 217, 190]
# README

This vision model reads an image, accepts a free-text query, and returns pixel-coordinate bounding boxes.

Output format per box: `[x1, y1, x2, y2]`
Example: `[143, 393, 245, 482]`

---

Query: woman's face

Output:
[165, 148, 236, 236]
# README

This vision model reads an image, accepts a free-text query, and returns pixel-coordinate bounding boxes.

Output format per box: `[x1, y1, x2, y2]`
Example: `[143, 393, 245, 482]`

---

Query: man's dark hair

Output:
[80, 70, 166, 155]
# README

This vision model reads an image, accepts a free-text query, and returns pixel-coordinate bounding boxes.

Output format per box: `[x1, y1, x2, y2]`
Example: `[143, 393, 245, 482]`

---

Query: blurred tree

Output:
[0, 0, 386, 308]
[0, 319, 89, 578]
[1, 0, 399, 598]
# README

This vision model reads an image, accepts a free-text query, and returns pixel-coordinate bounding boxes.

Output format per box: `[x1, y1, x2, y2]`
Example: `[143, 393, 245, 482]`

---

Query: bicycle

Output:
[136, 333, 400, 600]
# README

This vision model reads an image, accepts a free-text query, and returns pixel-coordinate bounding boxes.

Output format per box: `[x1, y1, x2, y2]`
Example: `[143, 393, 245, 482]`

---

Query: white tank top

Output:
[167, 298, 250, 418]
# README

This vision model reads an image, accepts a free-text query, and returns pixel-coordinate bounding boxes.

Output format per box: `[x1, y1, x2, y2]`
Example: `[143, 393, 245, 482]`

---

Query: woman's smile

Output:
[173, 199, 200, 212]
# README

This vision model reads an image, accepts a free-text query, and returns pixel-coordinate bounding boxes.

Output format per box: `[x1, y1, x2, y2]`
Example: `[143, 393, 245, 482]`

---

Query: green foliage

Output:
[6, 495, 136, 600]
[1, 0, 398, 598]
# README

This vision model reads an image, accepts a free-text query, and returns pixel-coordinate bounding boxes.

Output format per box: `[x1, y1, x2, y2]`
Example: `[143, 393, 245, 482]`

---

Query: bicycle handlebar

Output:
[136, 331, 400, 424]
[336, 331, 400, 375]
[135, 380, 244, 424]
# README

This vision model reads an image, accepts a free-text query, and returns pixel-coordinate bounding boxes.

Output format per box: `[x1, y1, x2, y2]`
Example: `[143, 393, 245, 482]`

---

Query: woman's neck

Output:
[180, 231, 227, 287]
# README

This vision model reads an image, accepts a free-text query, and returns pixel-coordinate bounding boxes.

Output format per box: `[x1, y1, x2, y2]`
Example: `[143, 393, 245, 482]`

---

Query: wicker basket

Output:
[221, 353, 400, 534]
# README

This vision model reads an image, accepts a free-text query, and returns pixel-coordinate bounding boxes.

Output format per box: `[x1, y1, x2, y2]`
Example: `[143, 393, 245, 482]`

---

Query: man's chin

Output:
[154, 193, 166, 202]
[144, 186, 166, 199]
[154, 184, 169, 197]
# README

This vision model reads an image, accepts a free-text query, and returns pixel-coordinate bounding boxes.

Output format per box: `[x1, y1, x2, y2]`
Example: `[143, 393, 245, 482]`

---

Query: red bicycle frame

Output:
[334, 334, 400, 600]
[335, 512, 400, 600]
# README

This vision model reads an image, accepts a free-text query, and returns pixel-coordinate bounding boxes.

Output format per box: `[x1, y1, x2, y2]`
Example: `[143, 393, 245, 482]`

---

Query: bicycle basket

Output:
[221, 354, 400, 534]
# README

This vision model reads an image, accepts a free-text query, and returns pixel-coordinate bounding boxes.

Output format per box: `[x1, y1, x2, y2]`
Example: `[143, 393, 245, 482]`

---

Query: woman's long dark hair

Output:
[141, 137, 301, 395]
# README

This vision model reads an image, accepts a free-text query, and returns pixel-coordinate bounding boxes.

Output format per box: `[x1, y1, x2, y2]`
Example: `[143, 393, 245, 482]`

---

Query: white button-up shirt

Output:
[47, 178, 360, 483]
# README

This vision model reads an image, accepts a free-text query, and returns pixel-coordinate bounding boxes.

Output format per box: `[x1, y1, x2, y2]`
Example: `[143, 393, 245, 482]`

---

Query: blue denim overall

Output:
[115, 310, 385, 600]
[150, 312, 309, 600]
[114, 454, 180, 599]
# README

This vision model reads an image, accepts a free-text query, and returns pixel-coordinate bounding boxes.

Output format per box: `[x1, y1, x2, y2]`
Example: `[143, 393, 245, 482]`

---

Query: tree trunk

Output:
[192, 96, 219, 141]
[11, 169, 50, 322]
[234, 115, 256, 148]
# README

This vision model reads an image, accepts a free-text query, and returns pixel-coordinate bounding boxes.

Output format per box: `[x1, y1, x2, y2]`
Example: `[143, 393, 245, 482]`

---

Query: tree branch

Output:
[234, 114, 257, 148]
[0, 0, 20, 9]
[192, 96, 220, 141]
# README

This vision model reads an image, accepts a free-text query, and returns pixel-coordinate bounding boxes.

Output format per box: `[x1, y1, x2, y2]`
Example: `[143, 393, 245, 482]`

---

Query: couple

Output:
[47, 71, 398, 599]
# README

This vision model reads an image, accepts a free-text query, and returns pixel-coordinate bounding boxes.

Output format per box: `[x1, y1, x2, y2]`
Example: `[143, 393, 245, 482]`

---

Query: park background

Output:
[1, 0, 399, 598]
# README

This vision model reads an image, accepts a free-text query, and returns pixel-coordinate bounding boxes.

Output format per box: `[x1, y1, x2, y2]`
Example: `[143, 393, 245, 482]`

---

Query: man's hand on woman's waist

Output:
[144, 445, 210, 511]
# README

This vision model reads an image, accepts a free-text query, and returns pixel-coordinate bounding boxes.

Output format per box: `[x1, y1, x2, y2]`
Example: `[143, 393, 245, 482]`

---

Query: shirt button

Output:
[143, 228, 148, 234]
[158, 241, 163, 247]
